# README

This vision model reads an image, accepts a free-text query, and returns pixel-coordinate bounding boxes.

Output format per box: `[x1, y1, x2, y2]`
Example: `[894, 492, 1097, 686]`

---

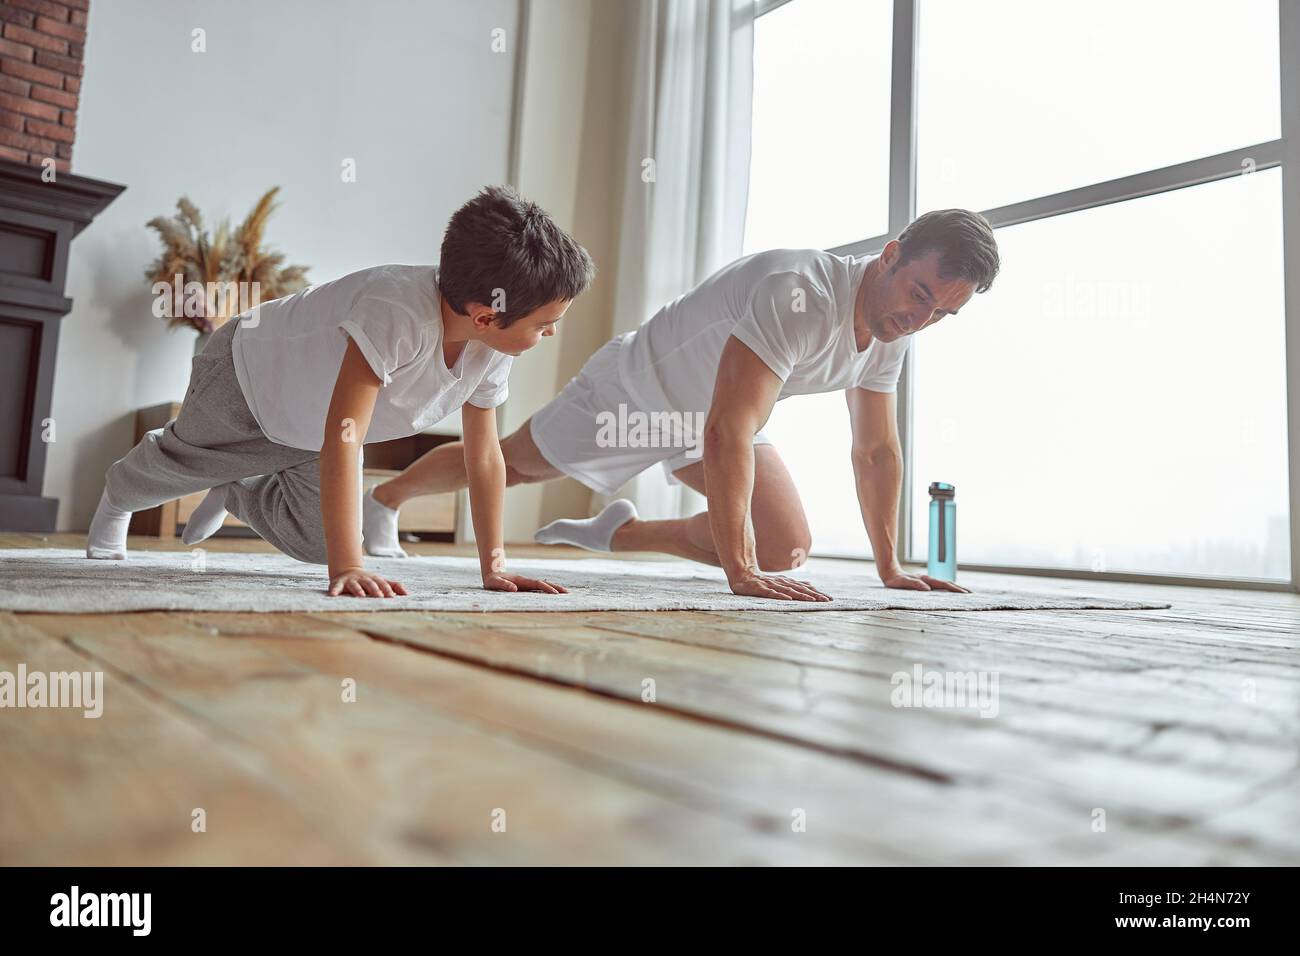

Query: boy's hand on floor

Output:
[328, 567, 408, 598]
[483, 572, 568, 595]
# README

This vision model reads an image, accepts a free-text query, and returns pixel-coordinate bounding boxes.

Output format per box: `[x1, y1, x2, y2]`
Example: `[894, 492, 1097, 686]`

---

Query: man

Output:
[363, 209, 1000, 601]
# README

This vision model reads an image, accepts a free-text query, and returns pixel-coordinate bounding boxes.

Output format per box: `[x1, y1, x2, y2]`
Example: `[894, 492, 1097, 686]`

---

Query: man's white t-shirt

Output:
[616, 249, 909, 417]
[230, 264, 512, 451]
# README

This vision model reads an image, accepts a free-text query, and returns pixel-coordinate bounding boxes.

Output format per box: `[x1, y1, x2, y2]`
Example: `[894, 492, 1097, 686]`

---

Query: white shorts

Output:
[529, 335, 772, 497]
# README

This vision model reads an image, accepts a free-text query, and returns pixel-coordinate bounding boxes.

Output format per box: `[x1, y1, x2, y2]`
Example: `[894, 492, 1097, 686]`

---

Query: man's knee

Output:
[501, 418, 560, 487]
[756, 529, 813, 572]
[504, 462, 540, 487]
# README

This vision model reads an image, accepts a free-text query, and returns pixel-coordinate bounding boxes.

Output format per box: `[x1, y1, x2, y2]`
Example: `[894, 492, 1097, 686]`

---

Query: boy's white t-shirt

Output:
[230, 264, 512, 451]
[616, 249, 909, 417]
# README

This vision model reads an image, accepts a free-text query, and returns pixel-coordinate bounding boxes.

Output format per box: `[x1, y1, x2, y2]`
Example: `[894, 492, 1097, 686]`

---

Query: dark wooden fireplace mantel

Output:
[0, 157, 125, 531]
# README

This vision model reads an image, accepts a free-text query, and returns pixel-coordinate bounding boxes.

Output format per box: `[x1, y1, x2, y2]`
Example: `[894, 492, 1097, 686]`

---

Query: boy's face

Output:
[480, 299, 571, 356]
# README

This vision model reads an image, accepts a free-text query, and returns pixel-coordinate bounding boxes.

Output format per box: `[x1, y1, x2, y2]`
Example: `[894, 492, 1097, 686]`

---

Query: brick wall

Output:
[0, 0, 88, 173]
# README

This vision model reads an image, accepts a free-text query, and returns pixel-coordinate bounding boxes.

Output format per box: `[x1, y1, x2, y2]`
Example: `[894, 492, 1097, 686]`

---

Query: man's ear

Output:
[879, 239, 902, 269]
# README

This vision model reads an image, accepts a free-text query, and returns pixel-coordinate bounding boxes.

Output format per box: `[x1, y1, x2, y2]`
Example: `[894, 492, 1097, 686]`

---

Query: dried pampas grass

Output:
[145, 187, 311, 334]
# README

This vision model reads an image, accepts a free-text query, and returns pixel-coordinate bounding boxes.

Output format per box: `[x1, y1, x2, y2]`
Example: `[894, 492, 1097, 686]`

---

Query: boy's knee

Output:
[279, 537, 328, 566]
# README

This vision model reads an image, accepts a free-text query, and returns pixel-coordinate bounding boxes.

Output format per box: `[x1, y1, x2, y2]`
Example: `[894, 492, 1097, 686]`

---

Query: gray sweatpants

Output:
[104, 318, 360, 564]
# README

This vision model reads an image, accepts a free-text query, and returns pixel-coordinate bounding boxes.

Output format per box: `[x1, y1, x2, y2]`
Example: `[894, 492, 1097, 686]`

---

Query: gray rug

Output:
[0, 548, 1170, 614]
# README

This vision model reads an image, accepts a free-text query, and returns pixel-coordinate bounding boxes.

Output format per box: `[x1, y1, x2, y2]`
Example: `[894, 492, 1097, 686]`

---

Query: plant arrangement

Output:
[145, 187, 310, 335]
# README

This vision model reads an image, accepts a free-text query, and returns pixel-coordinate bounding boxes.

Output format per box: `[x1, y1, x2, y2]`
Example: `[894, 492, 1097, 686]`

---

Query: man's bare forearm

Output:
[852, 444, 904, 578]
[703, 424, 759, 582]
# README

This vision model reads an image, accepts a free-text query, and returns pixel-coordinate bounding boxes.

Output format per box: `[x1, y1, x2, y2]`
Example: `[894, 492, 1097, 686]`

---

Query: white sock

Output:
[363, 487, 407, 558]
[534, 498, 638, 552]
[181, 483, 232, 545]
[86, 488, 131, 560]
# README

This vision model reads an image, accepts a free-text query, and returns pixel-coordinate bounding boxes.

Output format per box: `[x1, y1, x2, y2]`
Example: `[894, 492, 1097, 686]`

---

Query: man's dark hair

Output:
[439, 185, 595, 327]
[894, 209, 1000, 294]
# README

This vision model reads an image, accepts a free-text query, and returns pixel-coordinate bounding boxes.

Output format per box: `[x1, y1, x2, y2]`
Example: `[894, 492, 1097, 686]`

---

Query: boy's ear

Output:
[465, 302, 501, 330]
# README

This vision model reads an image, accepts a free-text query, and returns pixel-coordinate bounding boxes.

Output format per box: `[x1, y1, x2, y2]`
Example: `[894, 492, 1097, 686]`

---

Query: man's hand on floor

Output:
[328, 567, 408, 598]
[882, 570, 971, 593]
[729, 571, 832, 602]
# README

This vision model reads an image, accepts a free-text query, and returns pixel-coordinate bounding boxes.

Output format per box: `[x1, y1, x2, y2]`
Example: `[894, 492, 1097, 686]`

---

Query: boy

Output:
[86, 185, 595, 599]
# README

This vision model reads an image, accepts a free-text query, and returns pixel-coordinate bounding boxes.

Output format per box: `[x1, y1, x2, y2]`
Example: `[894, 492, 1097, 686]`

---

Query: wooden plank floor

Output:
[2, 531, 1296, 865]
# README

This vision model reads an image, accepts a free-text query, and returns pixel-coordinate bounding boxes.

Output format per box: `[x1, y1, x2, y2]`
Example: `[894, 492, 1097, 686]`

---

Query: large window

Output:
[911, 171, 1289, 580]
[744, 0, 893, 254]
[743, 0, 1293, 584]
[915, 0, 1281, 213]
[746, 0, 894, 563]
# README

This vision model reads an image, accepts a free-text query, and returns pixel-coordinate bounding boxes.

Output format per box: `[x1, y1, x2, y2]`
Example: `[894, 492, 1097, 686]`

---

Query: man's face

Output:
[480, 299, 571, 356]
[865, 244, 977, 343]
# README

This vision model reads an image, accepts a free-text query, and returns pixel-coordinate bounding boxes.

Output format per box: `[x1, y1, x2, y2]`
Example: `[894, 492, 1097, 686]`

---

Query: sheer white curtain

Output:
[606, 0, 756, 518]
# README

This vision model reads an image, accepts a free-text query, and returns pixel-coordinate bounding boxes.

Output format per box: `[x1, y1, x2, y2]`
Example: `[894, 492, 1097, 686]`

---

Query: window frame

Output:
[752, 0, 1300, 592]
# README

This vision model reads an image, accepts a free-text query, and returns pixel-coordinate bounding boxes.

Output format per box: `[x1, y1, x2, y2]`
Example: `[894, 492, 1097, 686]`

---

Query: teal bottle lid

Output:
[929, 482, 955, 499]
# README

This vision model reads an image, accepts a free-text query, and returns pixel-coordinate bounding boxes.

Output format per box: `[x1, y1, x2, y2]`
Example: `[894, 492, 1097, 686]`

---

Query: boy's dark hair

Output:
[895, 209, 1000, 294]
[439, 185, 595, 327]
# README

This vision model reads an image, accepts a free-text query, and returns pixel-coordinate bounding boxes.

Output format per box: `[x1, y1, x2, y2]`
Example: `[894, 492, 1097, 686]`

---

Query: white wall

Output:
[49, 0, 519, 530]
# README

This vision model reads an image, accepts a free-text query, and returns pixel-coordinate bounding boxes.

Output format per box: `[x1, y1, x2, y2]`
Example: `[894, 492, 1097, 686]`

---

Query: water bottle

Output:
[927, 482, 957, 582]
